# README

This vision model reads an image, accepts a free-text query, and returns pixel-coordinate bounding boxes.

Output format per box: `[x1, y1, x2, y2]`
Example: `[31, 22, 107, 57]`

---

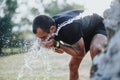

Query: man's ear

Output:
[50, 26, 56, 33]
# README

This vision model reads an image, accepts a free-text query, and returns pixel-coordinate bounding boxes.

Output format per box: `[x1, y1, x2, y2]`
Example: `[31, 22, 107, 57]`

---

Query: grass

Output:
[2, 48, 23, 55]
[0, 52, 92, 80]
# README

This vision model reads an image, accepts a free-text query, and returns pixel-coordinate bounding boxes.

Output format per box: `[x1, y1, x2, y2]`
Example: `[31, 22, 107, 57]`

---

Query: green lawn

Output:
[0, 52, 92, 80]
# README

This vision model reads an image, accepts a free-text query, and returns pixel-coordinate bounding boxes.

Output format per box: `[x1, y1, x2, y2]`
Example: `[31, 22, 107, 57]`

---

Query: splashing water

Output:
[91, 0, 120, 80]
[17, 38, 53, 80]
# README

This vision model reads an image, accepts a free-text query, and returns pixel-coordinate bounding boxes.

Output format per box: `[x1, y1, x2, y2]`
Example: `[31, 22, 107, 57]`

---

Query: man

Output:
[32, 10, 107, 80]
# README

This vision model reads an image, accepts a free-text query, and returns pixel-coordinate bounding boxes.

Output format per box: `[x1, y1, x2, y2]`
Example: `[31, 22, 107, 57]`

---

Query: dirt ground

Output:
[0, 51, 92, 80]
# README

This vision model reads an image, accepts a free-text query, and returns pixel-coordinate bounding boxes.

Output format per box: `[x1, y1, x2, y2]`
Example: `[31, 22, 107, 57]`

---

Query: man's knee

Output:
[90, 34, 107, 59]
[90, 44, 103, 59]
[90, 44, 102, 55]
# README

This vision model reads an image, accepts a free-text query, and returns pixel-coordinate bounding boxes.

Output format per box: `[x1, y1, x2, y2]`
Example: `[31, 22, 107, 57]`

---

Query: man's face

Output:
[36, 28, 49, 41]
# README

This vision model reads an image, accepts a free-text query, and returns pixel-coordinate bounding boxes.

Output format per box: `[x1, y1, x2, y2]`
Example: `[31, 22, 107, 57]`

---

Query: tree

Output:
[43, 0, 84, 16]
[0, 0, 17, 55]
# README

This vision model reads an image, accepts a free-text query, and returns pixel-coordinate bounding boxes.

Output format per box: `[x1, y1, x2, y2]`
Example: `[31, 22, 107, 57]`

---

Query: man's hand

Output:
[55, 48, 64, 54]
[44, 39, 56, 48]
[39, 38, 64, 54]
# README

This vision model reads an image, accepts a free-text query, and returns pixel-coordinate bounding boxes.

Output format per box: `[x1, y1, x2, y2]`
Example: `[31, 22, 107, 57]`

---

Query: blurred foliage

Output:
[43, 0, 84, 16]
[0, 0, 17, 54]
[30, 8, 40, 16]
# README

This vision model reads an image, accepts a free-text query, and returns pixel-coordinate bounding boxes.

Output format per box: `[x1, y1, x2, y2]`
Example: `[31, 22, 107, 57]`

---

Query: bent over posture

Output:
[32, 10, 107, 80]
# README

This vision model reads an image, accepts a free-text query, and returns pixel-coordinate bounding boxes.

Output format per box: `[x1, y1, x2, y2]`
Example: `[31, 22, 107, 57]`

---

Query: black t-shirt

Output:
[52, 10, 105, 51]
[55, 20, 83, 45]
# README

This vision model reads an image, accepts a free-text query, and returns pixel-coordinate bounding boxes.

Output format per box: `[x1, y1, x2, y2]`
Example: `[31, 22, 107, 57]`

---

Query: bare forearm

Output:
[60, 44, 84, 58]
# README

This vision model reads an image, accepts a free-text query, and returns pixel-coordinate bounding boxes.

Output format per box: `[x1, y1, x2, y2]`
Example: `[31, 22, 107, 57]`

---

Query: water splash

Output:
[17, 38, 53, 80]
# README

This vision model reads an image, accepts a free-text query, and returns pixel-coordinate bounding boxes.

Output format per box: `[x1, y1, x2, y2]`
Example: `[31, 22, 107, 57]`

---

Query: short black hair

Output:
[33, 15, 55, 34]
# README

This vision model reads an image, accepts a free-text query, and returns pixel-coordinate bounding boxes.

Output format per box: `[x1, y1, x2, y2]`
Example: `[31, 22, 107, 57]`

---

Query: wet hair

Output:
[33, 15, 55, 34]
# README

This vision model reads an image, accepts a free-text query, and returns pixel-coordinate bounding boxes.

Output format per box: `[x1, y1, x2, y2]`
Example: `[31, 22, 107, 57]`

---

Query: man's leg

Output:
[69, 56, 84, 80]
[90, 34, 107, 60]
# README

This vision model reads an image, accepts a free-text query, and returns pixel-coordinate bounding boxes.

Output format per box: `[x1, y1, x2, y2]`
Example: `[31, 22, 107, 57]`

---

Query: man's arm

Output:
[43, 37, 85, 57]
[60, 38, 86, 58]
[54, 48, 64, 54]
